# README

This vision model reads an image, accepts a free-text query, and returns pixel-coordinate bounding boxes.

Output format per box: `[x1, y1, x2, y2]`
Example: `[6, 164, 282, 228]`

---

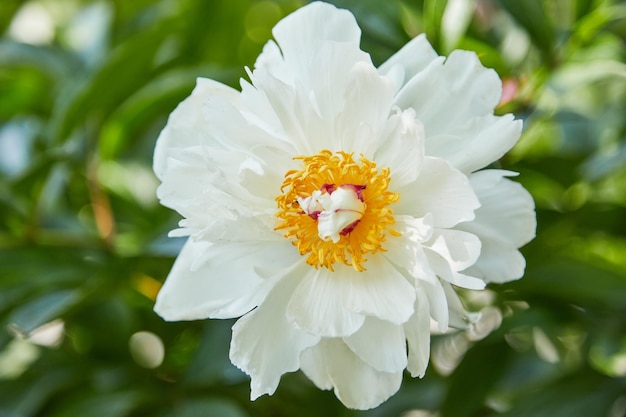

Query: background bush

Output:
[0, 0, 625, 416]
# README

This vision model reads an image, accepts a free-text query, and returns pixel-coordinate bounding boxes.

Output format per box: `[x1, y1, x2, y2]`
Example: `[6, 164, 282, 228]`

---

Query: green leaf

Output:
[8, 290, 80, 334]
[0, 0, 21, 35]
[0, 369, 78, 417]
[183, 320, 244, 387]
[0, 41, 78, 119]
[423, 0, 448, 52]
[48, 21, 173, 145]
[495, 370, 626, 417]
[0, 40, 74, 80]
[331, 0, 408, 64]
[48, 390, 145, 417]
[440, 340, 513, 417]
[457, 37, 510, 76]
[169, 398, 249, 417]
[98, 67, 211, 159]
[497, 0, 556, 65]
[517, 259, 626, 312]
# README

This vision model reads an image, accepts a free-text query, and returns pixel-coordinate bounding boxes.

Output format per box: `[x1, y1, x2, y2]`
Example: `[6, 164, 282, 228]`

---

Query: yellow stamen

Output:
[275, 150, 400, 271]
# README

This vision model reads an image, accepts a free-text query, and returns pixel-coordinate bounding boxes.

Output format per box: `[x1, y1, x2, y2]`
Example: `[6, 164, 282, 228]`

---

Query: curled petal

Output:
[378, 34, 439, 93]
[344, 317, 407, 373]
[418, 279, 449, 332]
[404, 289, 431, 377]
[441, 280, 481, 330]
[426, 228, 482, 274]
[300, 339, 403, 410]
[424, 247, 486, 290]
[230, 262, 320, 399]
[395, 156, 480, 228]
[458, 170, 537, 282]
[384, 215, 436, 284]
[426, 114, 522, 174]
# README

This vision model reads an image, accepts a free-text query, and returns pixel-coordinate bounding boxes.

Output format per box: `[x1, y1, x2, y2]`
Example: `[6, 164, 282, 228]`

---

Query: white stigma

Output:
[297, 185, 366, 243]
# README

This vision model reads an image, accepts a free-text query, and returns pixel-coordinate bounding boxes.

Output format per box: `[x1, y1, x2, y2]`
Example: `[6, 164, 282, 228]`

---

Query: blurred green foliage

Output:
[0, 0, 625, 416]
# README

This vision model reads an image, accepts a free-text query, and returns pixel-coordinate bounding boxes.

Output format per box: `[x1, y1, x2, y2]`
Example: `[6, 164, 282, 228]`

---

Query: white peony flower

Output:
[153, 1, 536, 410]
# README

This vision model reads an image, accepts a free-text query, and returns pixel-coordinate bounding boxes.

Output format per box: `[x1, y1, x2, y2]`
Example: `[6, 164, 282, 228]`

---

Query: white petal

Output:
[300, 343, 333, 391]
[248, 43, 373, 156]
[426, 114, 522, 174]
[464, 170, 536, 247]
[192, 214, 280, 244]
[201, 89, 292, 154]
[156, 148, 247, 216]
[384, 215, 437, 284]
[465, 242, 527, 284]
[418, 279, 449, 331]
[230, 262, 320, 399]
[426, 228, 482, 272]
[245, 68, 323, 155]
[290, 44, 374, 153]
[312, 339, 403, 410]
[424, 245, 486, 290]
[337, 61, 396, 156]
[251, 15, 392, 157]
[157, 149, 280, 241]
[153, 78, 238, 180]
[156, 147, 216, 217]
[286, 267, 366, 337]
[254, 39, 291, 83]
[394, 50, 502, 138]
[287, 257, 415, 337]
[441, 280, 480, 329]
[378, 34, 439, 93]
[395, 156, 480, 228]
[271, 2, 361, 77]
[238, 145, 296, 204]
[238, 75, 288, 138]
[251, 30, 375, 155]
[154, 239, 297, 321]
[457, 170, 536, 282]
[404, 289, 431, 377]
[344, 317, 407, 373]
[342, 257, 416, 323]
[374, 108, 425, 188]
[251, 3, 372, 155]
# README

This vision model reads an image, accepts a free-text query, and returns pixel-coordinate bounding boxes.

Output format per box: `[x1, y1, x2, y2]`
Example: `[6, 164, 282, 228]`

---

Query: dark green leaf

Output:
[497, 0, 556, 64]
[495, 370, 626, 417]
[48, 390, 144, 417]
[183, 320, 244, 387]
[170, 398, 249, 417]
[0, 369, 78, 417]
[440, 340, 513, 417]
[423, 0, 448, 51]
[8, 290, 80, 333]
[48, 21, 173, 145]
[518, 259, 626, 312]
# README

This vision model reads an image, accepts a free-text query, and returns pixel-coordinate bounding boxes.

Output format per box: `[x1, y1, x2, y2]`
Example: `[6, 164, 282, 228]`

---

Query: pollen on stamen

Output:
[275, 150, 400, 271]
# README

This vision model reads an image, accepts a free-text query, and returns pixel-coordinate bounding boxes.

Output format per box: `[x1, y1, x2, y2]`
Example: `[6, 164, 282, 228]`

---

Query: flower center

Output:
[275, 150, 400, 271]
